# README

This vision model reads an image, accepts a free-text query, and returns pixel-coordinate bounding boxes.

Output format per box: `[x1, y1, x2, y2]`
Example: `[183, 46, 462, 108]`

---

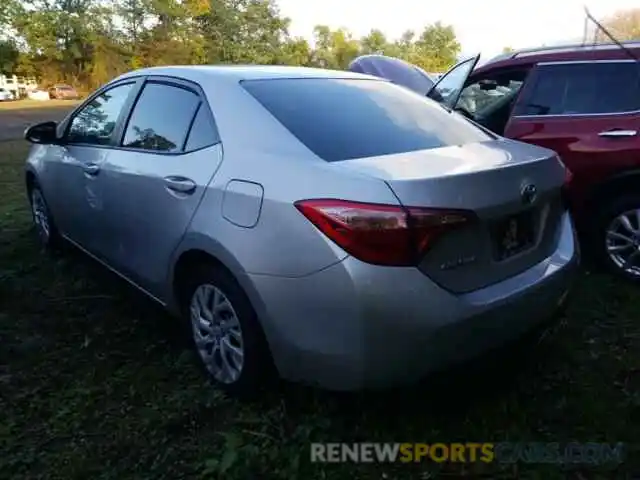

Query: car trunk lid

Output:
[336, 139, 568, 293]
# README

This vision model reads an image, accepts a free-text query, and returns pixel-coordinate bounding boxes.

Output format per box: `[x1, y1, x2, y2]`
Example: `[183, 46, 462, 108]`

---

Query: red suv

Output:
[415, 42, 640, 281]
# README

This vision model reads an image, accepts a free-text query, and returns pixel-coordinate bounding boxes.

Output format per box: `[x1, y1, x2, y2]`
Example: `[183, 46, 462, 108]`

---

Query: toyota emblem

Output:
[521, 183, 537, 205]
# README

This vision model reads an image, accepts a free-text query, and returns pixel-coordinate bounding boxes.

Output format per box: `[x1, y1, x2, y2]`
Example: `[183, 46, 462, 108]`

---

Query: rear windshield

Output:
[242, 78, 493, 162]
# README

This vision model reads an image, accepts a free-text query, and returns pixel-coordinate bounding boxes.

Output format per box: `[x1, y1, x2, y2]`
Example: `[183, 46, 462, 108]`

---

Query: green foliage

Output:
[3, 0, 461, 89]
[601, 8, 640, 41]
[0, 39, 19, 74]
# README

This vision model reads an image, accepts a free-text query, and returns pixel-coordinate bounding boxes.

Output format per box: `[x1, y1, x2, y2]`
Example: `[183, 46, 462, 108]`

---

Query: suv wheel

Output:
[595, 194, 640, 282]
[182, 264, 274, 396]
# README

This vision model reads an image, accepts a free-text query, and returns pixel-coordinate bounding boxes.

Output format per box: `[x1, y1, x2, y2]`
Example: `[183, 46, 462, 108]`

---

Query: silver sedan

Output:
[24, 65, 579, 394]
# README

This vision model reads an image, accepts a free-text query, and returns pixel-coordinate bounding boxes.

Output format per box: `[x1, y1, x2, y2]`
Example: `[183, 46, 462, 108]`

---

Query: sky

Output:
[277, 0, 638, 60]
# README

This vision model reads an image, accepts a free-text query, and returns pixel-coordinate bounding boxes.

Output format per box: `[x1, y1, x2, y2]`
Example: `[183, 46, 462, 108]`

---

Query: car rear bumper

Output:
[249, 211, 580, 390]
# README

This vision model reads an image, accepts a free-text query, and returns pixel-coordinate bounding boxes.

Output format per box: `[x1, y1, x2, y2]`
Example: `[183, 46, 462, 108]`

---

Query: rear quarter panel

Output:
[177, 78, 402, 279]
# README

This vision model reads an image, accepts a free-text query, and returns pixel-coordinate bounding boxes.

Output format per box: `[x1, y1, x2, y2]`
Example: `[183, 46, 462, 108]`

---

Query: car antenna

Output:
[583, 6, 640, 62]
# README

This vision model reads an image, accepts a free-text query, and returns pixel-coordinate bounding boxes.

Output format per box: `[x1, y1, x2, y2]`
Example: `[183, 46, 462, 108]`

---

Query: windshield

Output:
[243, 78, 494, 163]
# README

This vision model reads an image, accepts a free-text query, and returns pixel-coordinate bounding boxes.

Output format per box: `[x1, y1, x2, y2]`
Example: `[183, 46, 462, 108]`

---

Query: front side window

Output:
[515, 61, 640, 116]
[67, 83, 134, 145]
[122, 82, 200, 152]
[242, 78, 494, 163]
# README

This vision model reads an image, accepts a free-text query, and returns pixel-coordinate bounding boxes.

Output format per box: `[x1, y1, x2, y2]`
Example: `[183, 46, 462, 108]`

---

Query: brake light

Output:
[294, 199, 475, 266]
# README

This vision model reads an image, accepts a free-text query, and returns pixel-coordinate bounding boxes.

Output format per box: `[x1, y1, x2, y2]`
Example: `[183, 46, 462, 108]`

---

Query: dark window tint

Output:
[123, 82, 200, 152]
[67, 83, 134, 145]
[185, 104, 219, 151]
[242, 78, 493, 162]
[517, 62, 640, 116]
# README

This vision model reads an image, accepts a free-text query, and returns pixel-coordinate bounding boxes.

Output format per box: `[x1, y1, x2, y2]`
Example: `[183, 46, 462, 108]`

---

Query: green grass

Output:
[1, 139, 639, 479]
[0, 99, 80, 110]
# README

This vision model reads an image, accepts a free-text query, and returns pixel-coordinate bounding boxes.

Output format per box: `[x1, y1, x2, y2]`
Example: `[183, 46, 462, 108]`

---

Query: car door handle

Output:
[83, 163, 100, 176]
[164, 176, 196, 194]
[598, 129, 637, 138]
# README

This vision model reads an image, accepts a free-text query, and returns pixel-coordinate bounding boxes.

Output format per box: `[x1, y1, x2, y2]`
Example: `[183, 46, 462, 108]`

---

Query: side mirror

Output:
[24, 121, 60, 145]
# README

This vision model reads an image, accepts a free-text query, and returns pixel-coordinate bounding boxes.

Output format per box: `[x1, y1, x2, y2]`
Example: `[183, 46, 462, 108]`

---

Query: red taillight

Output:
[294, 199, 474, 266]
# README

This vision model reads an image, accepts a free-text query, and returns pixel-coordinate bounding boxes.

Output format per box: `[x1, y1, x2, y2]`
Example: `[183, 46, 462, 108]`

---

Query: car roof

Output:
[115, 65, 382, 84]
[475, 40, 640, 74]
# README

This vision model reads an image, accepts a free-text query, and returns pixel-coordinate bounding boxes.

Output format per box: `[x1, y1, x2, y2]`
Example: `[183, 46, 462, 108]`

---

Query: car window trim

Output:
[60, 78, 144, 148]
[512, 59, 640, 119]
[115, 75, 221, 156]
[181, 101, 203, 151]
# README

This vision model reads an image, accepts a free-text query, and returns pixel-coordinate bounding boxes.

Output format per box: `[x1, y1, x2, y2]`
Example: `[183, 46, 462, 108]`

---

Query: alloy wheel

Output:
[189, 283, 245, 384]
[605, 209, 640, 278]
[31, 189, 51, 243]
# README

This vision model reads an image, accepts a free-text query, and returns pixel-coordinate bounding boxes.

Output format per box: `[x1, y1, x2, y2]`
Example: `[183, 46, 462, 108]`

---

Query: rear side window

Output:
[242, 78, 493, 162]
[123, 82, 200, 152]
[516, 61, 640, 116]
[185, 103, 220, 151]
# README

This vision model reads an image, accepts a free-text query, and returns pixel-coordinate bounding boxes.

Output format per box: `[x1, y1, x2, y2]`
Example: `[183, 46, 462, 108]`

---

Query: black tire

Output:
[593, 193, 640, 283]
[28, 182, 62, 251]
[180, 263, 275, 397]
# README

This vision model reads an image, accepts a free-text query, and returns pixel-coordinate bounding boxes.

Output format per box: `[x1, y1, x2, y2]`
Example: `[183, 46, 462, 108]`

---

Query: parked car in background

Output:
[23, 66, 577, 394]
[377, 41, 640, 282]
[48, 84, 79, 100]
[27, 89, 51, 101]
[0, 87, 13, 101]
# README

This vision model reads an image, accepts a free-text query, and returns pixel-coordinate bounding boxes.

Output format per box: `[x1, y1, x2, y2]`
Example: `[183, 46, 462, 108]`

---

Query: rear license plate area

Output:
[492, 210, 536, 261]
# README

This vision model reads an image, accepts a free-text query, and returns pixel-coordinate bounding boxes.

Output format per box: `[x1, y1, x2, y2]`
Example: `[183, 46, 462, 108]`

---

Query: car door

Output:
[426, 54, 480, 108]
[97, 77, 224, 298]
[504, 60, 640, 209]
[45, 80, 140, 250]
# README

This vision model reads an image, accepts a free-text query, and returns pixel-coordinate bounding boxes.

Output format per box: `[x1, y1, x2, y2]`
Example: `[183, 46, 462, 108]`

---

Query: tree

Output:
[312, 25, 360, 69]
[413, 22, 460, 72]
[278, 37, 312, 66]
[360, 29, 388, 55]
[0, 39, 19, 74]
[3, 0, 462, 89]
[502, 46, 514, 54]
[601, 8, 640, 41]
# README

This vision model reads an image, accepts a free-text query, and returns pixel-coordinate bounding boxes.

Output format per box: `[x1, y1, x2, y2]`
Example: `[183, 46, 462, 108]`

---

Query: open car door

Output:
[426, 54, 481, 107]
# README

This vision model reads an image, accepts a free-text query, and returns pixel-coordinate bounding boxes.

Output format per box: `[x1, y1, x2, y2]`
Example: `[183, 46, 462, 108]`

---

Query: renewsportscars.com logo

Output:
[310, 442, 626, 465]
